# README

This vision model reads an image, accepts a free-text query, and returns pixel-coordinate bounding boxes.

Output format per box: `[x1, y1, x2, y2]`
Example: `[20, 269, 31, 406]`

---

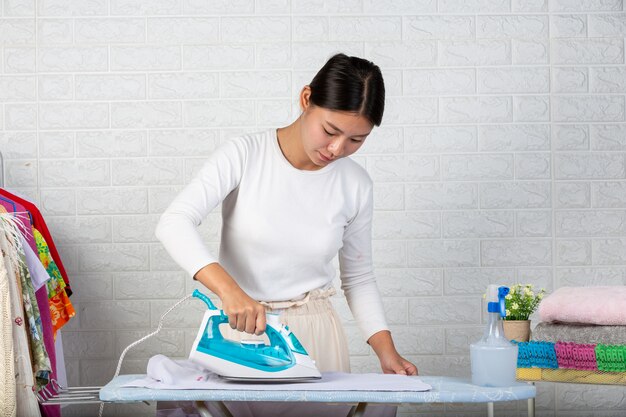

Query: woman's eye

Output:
[323, 129, 334, 136]
[351, 139, 363, 143]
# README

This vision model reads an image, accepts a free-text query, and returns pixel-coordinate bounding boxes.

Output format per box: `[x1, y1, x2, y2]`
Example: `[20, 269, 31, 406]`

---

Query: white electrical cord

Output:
[98, 293, 195, 417]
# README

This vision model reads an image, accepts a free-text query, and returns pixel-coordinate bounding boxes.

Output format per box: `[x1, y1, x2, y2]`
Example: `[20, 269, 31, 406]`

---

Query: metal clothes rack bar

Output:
[37, 379, 102, 406]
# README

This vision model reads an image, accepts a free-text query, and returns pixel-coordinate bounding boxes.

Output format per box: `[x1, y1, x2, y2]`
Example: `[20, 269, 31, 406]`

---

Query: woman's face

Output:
[299, 86, 374, 169]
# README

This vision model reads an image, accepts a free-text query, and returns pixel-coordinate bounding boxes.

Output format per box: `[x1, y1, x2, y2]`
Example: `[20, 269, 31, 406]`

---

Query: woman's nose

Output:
[328, 137, 345, 157]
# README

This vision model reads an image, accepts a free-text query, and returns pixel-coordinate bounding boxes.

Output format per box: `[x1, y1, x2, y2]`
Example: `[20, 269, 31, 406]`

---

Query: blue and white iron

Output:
[189, 290, 322, 382]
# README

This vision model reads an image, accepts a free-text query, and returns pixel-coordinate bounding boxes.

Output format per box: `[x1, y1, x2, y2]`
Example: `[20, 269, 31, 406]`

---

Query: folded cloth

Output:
[532, 322, 626, 345]
[130, 355, 431, 392]
[538, 286, 626, 325]
[147, 354, 211, 386]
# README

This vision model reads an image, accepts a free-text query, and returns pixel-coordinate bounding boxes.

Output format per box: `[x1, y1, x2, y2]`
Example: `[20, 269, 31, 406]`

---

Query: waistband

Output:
[259, 286, 336, 310]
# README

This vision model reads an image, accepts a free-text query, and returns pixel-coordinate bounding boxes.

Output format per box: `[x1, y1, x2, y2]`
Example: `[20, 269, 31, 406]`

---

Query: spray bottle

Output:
[470, 285, 518, 386]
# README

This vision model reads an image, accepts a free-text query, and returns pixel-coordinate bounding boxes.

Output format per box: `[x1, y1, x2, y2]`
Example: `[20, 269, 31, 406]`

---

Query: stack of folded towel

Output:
[514, 286, 626, 374]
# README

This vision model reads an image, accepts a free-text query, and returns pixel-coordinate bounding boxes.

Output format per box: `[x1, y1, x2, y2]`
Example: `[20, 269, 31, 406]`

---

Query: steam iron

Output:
[189, 290, 322, 382]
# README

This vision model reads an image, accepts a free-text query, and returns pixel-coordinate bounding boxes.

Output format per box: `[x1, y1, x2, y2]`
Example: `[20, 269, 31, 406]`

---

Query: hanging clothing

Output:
[20, 228, 71, 413]
[20, 234, 50, 292]
[10, 226, 52, 387]
[0, 215, 42, 417]
[53, 331, 68, 389]
[0, 209, 61, 417]
[0, 189, 72, 296]
[0, 196, 36, 253]
[33, 229, 75, 337]
[0, 247, 17, 417]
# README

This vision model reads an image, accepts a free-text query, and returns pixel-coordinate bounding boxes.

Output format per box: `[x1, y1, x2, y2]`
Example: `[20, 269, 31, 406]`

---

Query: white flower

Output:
[511, 303, 519, 310]
[505, 294, 513, 300]
[506, 309, 511, 316]
[537, 293, 544, 300]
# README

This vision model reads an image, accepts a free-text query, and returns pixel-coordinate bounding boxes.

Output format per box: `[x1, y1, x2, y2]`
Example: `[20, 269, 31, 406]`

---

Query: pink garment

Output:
[35, 286, 60, 417]
[538, 286, 626, 325]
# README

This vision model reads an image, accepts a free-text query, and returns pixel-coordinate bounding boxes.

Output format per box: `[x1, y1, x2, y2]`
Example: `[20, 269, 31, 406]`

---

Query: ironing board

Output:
[100, 374, 536, 417]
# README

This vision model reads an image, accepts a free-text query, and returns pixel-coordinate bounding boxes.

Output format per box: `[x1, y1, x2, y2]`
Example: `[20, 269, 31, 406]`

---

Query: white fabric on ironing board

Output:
[147, 355, 211, 386]
[157, 290, 397, 417]
[138, 355, 431, 392]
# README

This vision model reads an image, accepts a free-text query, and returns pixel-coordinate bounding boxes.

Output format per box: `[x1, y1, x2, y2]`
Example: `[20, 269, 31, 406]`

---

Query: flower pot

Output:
[503, 320, 531, 342]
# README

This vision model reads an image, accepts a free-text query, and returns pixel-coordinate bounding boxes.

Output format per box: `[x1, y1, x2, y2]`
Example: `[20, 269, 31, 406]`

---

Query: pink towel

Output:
[538, 286, 626, 325]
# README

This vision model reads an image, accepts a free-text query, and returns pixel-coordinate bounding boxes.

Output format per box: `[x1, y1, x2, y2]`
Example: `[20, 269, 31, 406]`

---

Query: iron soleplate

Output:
[219, 375, 322, 383]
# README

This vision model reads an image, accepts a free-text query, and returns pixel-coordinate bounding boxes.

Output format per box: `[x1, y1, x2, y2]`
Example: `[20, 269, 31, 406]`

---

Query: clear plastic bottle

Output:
[470, 285, 519, 387]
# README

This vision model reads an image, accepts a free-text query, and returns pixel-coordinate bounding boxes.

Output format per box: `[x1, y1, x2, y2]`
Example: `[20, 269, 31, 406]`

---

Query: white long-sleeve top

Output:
[155, 129, 388, 340]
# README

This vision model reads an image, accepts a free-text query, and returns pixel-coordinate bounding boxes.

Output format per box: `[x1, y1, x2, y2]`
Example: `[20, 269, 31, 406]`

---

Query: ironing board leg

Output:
[347, 402, 368, 417]
[195, 401, 234, 417]
[528, 397, 535, 417]
[214, 401, 234, 417]
[195, 401, 214, 417]
[487, 401, 494, 417]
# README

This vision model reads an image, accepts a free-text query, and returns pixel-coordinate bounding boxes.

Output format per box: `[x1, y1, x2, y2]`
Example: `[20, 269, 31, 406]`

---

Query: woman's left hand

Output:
[380, 351, 418, 376]
[368, 330, 418, 376]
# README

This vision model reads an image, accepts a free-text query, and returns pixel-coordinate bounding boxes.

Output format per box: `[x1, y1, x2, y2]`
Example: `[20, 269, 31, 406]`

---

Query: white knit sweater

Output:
[156, 129, 389, 340]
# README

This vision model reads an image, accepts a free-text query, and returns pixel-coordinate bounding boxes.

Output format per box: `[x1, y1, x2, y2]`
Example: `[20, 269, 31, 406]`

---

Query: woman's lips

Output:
[319, 152, 331, 162]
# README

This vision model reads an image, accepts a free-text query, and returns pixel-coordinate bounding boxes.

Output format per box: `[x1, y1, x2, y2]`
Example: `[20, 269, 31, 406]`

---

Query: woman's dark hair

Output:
[308, 53, 385, 126]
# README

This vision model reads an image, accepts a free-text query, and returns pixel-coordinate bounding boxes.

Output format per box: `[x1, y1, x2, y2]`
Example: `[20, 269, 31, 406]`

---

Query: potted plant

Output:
[502, 284, 546, 342]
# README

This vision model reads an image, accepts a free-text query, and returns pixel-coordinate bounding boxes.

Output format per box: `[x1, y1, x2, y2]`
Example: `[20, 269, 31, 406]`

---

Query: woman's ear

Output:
[299, 86, 312, 112]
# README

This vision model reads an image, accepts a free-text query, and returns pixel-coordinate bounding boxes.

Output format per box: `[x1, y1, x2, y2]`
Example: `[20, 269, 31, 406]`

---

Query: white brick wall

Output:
[2, 0, 626, 415]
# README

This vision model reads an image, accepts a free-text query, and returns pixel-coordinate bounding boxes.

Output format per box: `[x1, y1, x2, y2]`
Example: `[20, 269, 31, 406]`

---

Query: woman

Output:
[156, 53, 417, 416]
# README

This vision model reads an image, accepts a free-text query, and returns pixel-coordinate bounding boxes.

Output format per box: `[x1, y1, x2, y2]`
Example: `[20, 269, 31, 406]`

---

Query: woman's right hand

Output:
[194, 262, 267, 335]
[220, 288, 267, 335]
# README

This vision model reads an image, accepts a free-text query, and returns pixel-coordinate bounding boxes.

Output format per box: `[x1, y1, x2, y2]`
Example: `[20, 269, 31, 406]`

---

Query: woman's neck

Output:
[276, 119, 320, 171]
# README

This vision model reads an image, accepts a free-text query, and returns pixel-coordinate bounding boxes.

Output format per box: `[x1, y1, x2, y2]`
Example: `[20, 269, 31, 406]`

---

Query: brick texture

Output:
[2, 1, 626, 415]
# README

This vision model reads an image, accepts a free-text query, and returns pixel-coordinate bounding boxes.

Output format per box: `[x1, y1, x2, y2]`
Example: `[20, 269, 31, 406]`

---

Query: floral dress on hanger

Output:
[34, 229, 75, 338]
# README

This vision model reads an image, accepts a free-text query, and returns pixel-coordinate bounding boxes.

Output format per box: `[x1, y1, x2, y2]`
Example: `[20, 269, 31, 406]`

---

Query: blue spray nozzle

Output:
[498, 286, 509, 319]
[487, 285, 509, 318]
[192, 289, 217, 310]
